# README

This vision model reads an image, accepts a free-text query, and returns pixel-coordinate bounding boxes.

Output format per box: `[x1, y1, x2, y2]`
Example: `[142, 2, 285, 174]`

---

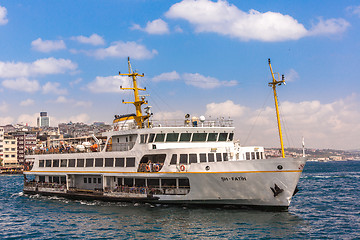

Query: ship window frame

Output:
[179, 133, 191, 142]
[88, 178, 92, 184]
[216, 153, 222, 162]
[77, 159, 84, 167]
[69, 159, 76, 167]
[84, 178, 87, 184]
[170, 154, 177, 165]
[95, 158, 103, 167]
[105, 158, 114, 167]
[39, 160, 44, 168]
[229, 133, 234, 141]
[179, 154, 188, 164]
[189, 154, 197, 164]
[246, 152, 250, 160]
[256, 152, 260, 160]
[115, 158, 125, 167]
[98, 178, 101, 184]
[166, 133, 179, 142]
[192, 133, 207, 142]
[126, 157, 136, 167]
[86, 158, 94, 167]
[207, 133, 218, 142]
[208, 153, 215, 162]
[179, 178, 190, 188]
[223, 153, 228, 161]
[45, 160, 51, 167]
[155, 133, 165, 142]
[52, 159, 59, 167]
[140, 134, 148, 144]
[60, 159, 67, 167]
[251, 152, 255, 160]
[218, 133, 228, 141]
[199, 153, 207, 163]
[148, 134, 155, 143]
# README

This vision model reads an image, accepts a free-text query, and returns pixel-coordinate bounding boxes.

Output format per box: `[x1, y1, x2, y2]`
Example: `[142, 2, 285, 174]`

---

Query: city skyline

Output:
[0, 1, 359, 150]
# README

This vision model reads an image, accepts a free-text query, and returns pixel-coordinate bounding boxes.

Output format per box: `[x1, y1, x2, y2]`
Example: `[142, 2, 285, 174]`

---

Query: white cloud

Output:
[182, 73, 237, 89]
[42, 82, 68, 95]
[71, 33, 105, 46]
[69, 78, 82, 87]
[0, 116, 14, 125]
[87, 75, 132, 93]
[85, 41, 158, 59]
[52, 113, 91, 125]
[54, 96, 68, 103]
[285, 69, 299, 82]
[208, 95, 360, 150]
[206, 100, 247, 118]
[74, 100, 92, 107]
[17, 113, 38, 127]
[0, 101, 8, 112]
[132, 19, 170, 35]
[152, 71, 180, 82]
[309, 17, 350, 36]
[20, 98, 35, 106]
[31, 38, 66, 52]
[347, 5, 360, 17]
[53, 96, 92, 107]
[2, 78, 40, 92]
[0, 6, 8, 25]
[0, 58, 78, 78]
[165, 0, 349, 41]
[152, 110, 185, 120]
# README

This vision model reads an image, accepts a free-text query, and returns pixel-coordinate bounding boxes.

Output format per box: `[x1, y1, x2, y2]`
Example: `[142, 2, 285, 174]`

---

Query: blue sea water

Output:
[0, 161, 359, 239]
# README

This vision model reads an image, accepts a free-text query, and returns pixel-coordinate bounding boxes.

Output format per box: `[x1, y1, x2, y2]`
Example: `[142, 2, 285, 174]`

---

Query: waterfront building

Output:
[0, 127, 4, 165]
[2, 135, 18, 166]
[37, 112, 50, 128]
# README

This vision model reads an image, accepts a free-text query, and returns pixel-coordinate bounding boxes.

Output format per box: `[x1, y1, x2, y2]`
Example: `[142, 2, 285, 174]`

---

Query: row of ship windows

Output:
[139, 132, 234, 143]
[39, 157, 136, 168]
[170, 153, 228, 164]
[246, 152, 264, 160]
[116, 177, 190, 188]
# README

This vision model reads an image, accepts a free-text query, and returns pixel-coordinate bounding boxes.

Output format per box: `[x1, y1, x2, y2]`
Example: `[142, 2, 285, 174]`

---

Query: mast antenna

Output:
[268, 58, 286, 158]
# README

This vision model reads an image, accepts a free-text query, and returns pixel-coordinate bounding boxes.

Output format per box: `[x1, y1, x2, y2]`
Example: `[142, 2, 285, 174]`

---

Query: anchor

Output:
[270, 183, 284, 197]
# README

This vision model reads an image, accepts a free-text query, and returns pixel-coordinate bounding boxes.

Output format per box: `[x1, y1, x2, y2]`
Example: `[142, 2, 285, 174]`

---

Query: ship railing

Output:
[148, 118, 233, 128]
[24, 181, 66, 190]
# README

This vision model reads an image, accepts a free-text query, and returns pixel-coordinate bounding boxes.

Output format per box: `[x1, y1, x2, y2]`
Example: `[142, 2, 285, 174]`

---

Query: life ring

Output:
[154, 165, 160, 172]
[180, 165, 186, 171]
[146, 165, 151, 172]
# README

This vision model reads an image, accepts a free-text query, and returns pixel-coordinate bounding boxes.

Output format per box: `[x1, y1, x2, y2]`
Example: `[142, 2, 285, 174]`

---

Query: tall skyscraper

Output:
[37, 112, 50, 127]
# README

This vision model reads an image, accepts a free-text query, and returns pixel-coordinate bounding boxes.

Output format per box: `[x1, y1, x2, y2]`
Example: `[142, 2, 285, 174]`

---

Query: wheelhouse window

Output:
[192, 133, 207, 142]
[179, 133, 191, 142]
[86, 158, 94, 167]
[218, 133, 228, 141]
[126, 157, 135, 167]
[95, 158, 103, 167]
[140, 134, 148, 144]
[207, 133, 218, 141]
[155, 133, 165, 142]
[229, 133, 234, 141]
[105, 158, 114, 167]
[148, 134, 155, 143]
[69, 159, 76, 167]
[115, 158, 125, 167]
[166, 133, 179, 142]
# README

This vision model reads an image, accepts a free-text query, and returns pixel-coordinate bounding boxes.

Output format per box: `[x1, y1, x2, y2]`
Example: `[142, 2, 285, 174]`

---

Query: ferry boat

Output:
[23, 58, 306, 210]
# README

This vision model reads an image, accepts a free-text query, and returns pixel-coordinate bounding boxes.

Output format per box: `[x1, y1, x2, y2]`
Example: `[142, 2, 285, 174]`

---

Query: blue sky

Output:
[0, 0, 360, 150]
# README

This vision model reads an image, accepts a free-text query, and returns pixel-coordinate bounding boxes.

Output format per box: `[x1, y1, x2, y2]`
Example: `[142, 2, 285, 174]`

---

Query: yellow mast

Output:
[114, 57, 150, 128]
[268, 58, 286, 158]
